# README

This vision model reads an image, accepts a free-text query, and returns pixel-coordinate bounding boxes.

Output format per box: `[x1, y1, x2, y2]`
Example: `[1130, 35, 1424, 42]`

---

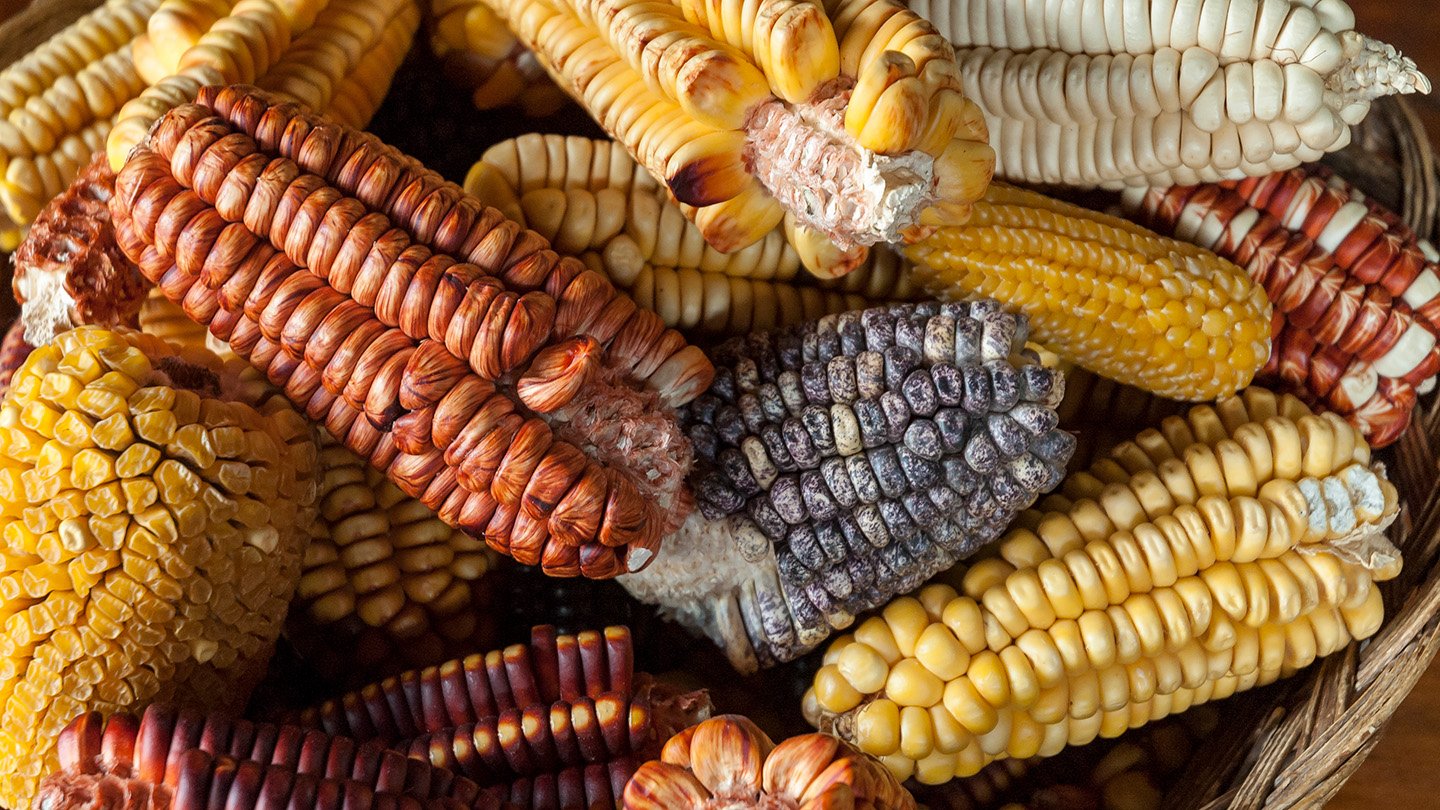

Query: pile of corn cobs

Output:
[0, 0, 1428, 808]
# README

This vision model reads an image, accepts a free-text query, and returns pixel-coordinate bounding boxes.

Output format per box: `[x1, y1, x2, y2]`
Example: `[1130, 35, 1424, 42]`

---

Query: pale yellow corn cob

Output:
[0, 0, 158, 231]
[476, 0, 994, 278]
[904, 183, 1272, 401]
[322, 2, 421, 129]
[467, 134, 923, 336]
[0, 326, 319, 808]
[805, 389, 1400, 786]
[429, 0, 569, 116]
[105, 0, 329, 168]
[131, 0, 236, 83]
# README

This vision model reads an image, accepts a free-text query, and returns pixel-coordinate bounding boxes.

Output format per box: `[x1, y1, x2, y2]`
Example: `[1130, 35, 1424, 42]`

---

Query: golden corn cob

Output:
[804, 388, 1400, 786]
[130, 0, 236, 83]
[0, 326, 320, 808]
[467, 134, 923, 337]
[0, 0, 158, 234]
[476, 0, 994, 278]
[320, 1, 422, 129]
[430, 0, 570, 116]
[133, 291, 501, 679]
[622, 714, 916, 809]
[904, 183, 1272, 401]
[104, 0, 329, 168]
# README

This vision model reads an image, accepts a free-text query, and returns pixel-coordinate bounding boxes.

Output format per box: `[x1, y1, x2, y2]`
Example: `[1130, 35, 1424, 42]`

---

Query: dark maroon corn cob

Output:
[297, 627, 634, 744]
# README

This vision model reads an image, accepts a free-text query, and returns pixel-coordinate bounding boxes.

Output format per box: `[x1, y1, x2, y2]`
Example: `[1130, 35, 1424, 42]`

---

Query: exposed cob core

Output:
[476, 0, 995, 277]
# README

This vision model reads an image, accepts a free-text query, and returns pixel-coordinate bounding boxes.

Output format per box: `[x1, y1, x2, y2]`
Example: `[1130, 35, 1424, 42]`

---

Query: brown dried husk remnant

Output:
[105, 84, 713, 579]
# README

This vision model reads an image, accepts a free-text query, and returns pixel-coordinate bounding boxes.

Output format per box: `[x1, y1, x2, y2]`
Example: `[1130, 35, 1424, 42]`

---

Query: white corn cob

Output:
[907, 0, 1432, 188]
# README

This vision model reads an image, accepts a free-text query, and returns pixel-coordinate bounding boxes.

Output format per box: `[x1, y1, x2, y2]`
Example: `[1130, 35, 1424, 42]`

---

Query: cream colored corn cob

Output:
[321, 1, 421, 128]
[467, 134, 922, 336]
[130, 0, 236, 83]
[429, 0, 570, 116]
[805, 389, 1400, 786]
[0, 0, 158, 233]
[904, 183, 1272, 401]
[105, 0, 329, 168]
[476, 0, 995, 278]
[0, 326, 319, 808]
[907, 0, 1432, 188]
[255, 0, 416, 118]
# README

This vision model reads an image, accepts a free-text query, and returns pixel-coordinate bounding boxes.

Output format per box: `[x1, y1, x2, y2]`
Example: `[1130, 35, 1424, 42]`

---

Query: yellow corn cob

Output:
[476, 0, 994, 278]
[289, 431, 499, 679]
[804, 388, 1400, 786]
[135, 292, 499, 678]
[904, 183, 1272, 401]
[131, 0, 236, 83]
[257, 0, 418, 122]
[105, 0, 329, 169]
[430, 0, 569, 116]
[321, 1, 422, 129]
[0, 326, 319, 808]
[0, 0, 158, 233]
[468, 134, 922, 336]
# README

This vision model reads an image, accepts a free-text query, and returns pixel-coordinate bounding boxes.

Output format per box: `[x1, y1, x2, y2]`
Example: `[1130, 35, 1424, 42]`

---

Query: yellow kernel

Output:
[134, 506, 177, 545]
[855, 698, 901, 756]
[899, 705, 935, 760]
[39, 373, 82, 410]
[167, 423, 216, 468]
[915, 624, 970, 681]
[71, 449, 117, 490]
[20, 401, 62, 437]
[133, 411, 177, 444]
[887, 658, 945, 708]
[92, 414, 134, 450]
[95, 344, 148, 380]
[171, 390, 200, 426]
[813, 664, 863, 713]
[837, 642, 890, 695]
[129, 387, 174, 414]
[153, 460, 201, 505]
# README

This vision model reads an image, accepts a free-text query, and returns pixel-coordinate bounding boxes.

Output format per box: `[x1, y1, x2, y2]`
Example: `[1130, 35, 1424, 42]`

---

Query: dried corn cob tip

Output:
[12, 152, 149, 347]
[905, 183, 1272, 401]
[35, 705, 492, 810]
[622, 714, 915, 809]
[909, 0, 1432, 188]
[1123, 164, 1440, 446]
[0, 326, 320, 808]
[621, 302, 1072, 671]
[806, 388, 1399, 784]
[292, 625, 712, 802]
[0, 0, 156, 228]
[107, 85, 710, 577]
[0, 321, 35, 396]
[287, 430, 501, 681]
[477, 0, 994, 276]
[466, 135, 924, 338]
[430, 0, 570, 117]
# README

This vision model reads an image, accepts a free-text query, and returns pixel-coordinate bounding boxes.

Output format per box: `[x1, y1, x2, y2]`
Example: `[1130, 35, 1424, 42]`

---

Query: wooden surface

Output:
[1329, 4, 1440, 807]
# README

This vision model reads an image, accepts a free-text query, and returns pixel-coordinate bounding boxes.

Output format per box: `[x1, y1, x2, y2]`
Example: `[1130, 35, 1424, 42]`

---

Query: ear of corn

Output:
[620, 302, 1073, 672]
[429, 0, 570, 117]
[474, 0, 994, 277]
[907, 0, 1432, 188]
[904, 183, 1273, 401]
[0, 0, 158, 234]
[467, 134, 923, 338]
[0, 326, 320, 808]
[104, 0, 331, 168]
[131, 0, 236, 84]
[621, 713, 916, 809]
[108, 85, 710, 578]
[1123, 165, 1440, 447]
[804, 388, 1400, 786]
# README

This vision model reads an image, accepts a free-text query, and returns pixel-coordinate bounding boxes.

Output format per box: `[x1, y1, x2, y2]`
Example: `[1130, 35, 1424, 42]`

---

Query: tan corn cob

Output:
[104, 0, 330, 168]
[805, 388, 1400, 786]
[467, 134, 923, 337]
[130, 0, 236, 84]
[429, 0, 570, 116]
[0, 326, 319, 808]
[904, 183, 1272, 401]
[475, 0, 994, 278]
[321, 1, 422, 129]
[0, 0, 158, 234]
